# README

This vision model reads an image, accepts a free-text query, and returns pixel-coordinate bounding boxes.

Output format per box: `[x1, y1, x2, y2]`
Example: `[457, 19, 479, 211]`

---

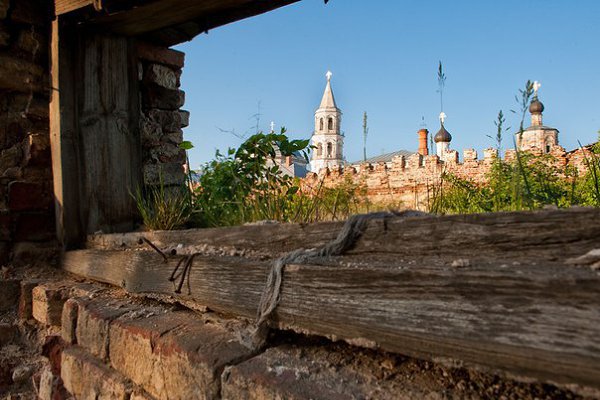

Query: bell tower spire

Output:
[310, 71, 344, 173]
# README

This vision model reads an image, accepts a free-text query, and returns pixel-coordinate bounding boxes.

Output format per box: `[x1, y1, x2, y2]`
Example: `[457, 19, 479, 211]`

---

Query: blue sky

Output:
[176, 0, 600, 168]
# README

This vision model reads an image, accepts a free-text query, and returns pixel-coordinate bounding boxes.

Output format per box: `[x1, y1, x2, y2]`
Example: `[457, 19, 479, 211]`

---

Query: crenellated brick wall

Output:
[304, 145, 595, 210]
[0, 0, 56, 265]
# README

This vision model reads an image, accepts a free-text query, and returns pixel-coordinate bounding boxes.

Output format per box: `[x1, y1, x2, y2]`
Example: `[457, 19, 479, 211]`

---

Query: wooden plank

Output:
[51, 21, 142, 246]
[73, 209, 600, 389]
[63, 246, 600, 390]
[140, 0, 300, 46]
[63, 0, 300, 46]
[78, 33, 141, 234]
[87, 208, 600, 263]
[55, 0, 93, 15]
[50, 18, 85, 247]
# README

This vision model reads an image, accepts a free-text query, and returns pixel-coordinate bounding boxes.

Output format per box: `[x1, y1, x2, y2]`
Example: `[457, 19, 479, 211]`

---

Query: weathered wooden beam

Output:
[87, 207, 600, 263]
[78, 33, 141, 234]
[67, 208, 600, 390]
[50, 17, 143, 247]
[55, 0, 301, 46]
[55, 0, 93, 15]
[50, 18, 84, 247]
[63, 248, 600, 391]
[140, 0, 300, 46]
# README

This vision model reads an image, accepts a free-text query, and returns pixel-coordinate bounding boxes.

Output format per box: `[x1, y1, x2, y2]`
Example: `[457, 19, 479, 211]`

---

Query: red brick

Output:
[42, 335, 67, 376]
[32, 284, 68, 326]
[24, 133, 51, 166]
[142, 84, 185, 111]
[137, 41, 184, 69]
[61, 346, 131, 400]
[38, 365, 69, 400]
[109, 311, 252, 400]
[61, 298, 79, 345]
[18, 278, 42, 320]
[8, 181, 53, 211]
[144, 63, 178, 89]
[75, 298, 138, 360]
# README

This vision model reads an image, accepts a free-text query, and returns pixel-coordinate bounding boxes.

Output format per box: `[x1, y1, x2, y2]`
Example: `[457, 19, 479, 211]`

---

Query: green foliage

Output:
[577, 135, 600, 206]
[512, 80, 534, 135]
[299, 176, 377, 223]
[191, 129, 389, 227]
[430, 152, 593, 215]
[193, 128, 312, 227]
[487, 110, 509, 150]
[437, 61, 447, 112]
[179, 141, 194, 151]
[133, 180, 193, 231]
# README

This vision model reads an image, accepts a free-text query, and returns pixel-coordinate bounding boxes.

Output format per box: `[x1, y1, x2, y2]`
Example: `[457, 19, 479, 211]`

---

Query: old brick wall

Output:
[0, 0, 55, 264]
[304, 145, 590, 210]
[137, 42, 188, 188]
[0, 7, 191, 262]
[0, 278, 585, 399]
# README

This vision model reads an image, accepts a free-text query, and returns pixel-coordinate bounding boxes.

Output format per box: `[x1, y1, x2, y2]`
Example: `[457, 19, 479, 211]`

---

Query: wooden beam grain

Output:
[87, 207, 600, 263]
[55, 0, 301, 46]
[63, 248, 600, 390]
[55, 0, 93, 15]
[50, 18, 85, 247]
[66, 208, 600, 390]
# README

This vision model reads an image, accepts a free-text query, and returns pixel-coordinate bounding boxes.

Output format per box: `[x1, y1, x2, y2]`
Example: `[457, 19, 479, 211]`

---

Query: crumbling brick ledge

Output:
[7, 277, 594, 400]
[52, 207, 600, 399]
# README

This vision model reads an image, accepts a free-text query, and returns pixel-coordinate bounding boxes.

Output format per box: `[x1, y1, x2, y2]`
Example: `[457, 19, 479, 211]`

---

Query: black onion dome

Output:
[529, 96, 545, 114]
[434, 123, 452, 143]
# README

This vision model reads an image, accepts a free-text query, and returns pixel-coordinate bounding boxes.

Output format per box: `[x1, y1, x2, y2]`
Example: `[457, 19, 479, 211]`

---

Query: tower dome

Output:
[529, 96, 545, 114]
[434, 123, 452, 143]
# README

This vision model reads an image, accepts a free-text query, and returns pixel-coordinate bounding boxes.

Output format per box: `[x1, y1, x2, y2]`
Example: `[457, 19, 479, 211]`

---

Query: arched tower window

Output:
[319, 118, 324, 131]
[316, 143, 322, 157]
[328, 117, 333, 130]
[327, 142, 332, 157]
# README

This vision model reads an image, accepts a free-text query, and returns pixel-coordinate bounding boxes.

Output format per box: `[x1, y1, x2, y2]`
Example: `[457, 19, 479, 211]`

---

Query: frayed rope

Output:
[251, 210, 427, 349]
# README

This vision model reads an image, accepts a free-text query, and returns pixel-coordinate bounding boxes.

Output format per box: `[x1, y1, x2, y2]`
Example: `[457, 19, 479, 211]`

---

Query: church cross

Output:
[439, 112, 447, 124]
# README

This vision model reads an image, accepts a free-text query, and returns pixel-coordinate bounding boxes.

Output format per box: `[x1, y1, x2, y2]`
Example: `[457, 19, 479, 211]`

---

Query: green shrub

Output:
[430, 150, 595, 215]
[192, 129, 310, 227]
[133, 182, 193, 231]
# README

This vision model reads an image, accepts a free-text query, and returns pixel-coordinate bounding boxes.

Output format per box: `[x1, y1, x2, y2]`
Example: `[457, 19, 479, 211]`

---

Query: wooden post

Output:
[50, 18, 83, 248]
[50, 18, 141, 248]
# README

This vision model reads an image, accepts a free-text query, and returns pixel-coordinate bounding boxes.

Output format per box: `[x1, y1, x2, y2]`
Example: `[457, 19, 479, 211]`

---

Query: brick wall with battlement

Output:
[303, 144, 594, 210]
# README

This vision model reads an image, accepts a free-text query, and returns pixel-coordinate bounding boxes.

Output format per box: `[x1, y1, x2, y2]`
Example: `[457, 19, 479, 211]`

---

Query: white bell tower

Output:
[310, 71, 344, 172]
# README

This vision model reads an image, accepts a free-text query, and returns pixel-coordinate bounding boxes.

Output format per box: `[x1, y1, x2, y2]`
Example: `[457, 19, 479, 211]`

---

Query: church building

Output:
[516, 82, 559, 153]
[310, 71, 345, 172]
